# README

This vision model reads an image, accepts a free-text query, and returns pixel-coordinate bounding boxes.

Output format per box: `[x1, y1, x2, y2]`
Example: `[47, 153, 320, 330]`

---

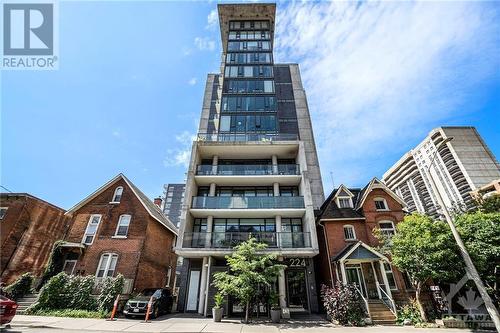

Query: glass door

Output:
[286, 269, 308, 312]
[346, 266, 367, 298]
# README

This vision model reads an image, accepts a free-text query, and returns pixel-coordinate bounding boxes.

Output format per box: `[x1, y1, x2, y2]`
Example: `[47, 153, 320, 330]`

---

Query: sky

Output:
[2, 1, 500, 209]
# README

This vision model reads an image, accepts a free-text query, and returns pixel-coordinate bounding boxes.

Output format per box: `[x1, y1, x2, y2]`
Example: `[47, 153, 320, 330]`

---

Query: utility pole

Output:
[426, 137, 500, 331]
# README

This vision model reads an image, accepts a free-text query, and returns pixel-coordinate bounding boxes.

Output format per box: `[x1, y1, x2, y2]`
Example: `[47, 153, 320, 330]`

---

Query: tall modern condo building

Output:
[175, 4, 324, 316]
[383, 127, 500, 216]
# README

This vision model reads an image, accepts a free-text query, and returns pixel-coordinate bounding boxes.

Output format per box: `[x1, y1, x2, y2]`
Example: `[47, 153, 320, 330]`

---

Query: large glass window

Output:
[225, 80, 275, 94]
[219, 115, 276, 132]
[222, 96, 276, 112]
[229, 20, 270, 30]
[96, 253, 118, 278]
[226, 53, 272, 64]
[227, 41, 270, 51]
[228, 31, 270, 40]
[224, 66, 273, 78]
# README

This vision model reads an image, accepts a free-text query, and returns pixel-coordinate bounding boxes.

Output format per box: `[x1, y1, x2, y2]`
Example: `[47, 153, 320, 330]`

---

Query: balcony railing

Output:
[196, 164, 300, 176]
[197, 132, 298, 142]
[191, 196, 305, 209]
[183, 232, 311, 249]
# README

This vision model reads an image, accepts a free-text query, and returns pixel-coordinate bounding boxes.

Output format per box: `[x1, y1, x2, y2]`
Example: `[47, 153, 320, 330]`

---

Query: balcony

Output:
[197, 132, 298, 142]
[192, 196, 304, 209]
[196, 164, 300, 176]
[182, 232, 312, 249]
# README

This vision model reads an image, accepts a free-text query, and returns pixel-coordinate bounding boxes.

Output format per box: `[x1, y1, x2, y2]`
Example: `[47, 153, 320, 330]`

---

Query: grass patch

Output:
[28, 308, 109, 319]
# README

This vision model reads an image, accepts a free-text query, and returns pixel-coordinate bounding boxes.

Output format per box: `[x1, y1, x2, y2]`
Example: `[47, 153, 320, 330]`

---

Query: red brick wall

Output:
[1, 194, 69, 284]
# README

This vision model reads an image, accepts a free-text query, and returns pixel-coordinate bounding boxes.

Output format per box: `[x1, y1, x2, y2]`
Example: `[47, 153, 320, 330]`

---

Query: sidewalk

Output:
[9, 314, 487, 333]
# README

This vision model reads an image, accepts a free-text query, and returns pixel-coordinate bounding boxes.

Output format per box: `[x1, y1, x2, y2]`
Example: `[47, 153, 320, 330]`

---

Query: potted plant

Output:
[212, 293, 224, 322]
[269, 291, 281, 323]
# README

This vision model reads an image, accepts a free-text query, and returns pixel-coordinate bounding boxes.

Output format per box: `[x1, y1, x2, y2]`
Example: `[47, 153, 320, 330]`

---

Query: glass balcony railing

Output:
[197, 132, 298, 142]
[191, 196, 305, 209]
[183, 232, 311, 249]
[196, 164, 300, 176]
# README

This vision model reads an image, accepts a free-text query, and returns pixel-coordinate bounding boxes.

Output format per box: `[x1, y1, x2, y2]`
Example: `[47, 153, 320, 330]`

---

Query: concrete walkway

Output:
[9, 314, 485, 333]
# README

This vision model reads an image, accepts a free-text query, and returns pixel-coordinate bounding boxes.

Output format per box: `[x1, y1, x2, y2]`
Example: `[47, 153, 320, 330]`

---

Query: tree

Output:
[454, 211, 500, 301]
[382, 213, 462, 321]
[475, 194, 500, 213]
[212, 238, 285, 323]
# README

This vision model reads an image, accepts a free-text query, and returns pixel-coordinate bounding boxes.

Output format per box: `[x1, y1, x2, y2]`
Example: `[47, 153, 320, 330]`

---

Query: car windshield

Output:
[139, 289, 161, 298]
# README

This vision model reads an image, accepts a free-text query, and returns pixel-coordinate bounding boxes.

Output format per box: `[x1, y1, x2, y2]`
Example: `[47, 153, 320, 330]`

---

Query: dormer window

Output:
[374, 198, 388, 211]
[343, 225, 356, 240]
[112, 187, 123, 203]
[337, 197, 352, 208]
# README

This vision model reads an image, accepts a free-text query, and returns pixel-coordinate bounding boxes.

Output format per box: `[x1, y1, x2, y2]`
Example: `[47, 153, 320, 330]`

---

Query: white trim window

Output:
[111, 186, 123, 203]
[374, 198, 388, 211]
[384, 263, 398, 290]
[337, 197, 353, 208]
[115, 214, 131, 237]
[63, 260, 77, 275]
[0, 207, 7, 220]
[96, 253, 118, 278]
[343, 225, 356, 240]
[82, 214, 102, 245]
[379, 221, 396, 237]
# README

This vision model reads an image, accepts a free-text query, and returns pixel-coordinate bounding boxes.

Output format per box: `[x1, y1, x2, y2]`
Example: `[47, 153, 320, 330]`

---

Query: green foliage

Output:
[35, 272, 70, 310]
[475, 194, 500, 213]
[269, 290, 280, 310]
[213, 293, 224, 309]
[27, 308, 108, 318]
[455, 211, 500, 295]
[396, 299, 423, 325]
[66, 275, 97, 310]
[212, 238, 285, 322]
[37, 240, 66, 289]
[320, 283, 365, 326]
[4, 273, 34, 300]
[96, 274, 124, 313]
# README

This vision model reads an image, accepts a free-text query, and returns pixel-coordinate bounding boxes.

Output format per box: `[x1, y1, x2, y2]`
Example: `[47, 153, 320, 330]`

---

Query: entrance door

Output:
[186, 270, 200, 311]
[286, 269, 308, 312]
[346, 266, 367, 298]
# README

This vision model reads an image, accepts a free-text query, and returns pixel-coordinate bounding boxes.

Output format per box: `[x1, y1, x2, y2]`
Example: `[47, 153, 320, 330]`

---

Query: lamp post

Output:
[426, 137, 500, 330]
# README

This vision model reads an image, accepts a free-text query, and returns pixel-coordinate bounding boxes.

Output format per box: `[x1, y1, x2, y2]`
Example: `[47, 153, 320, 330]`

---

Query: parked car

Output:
[0, 296, 18, 325]
[123, 288, 173, 319]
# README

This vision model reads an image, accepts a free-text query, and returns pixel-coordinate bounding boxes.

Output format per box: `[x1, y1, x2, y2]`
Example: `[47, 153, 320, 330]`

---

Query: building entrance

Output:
[285, 269, 308, 313]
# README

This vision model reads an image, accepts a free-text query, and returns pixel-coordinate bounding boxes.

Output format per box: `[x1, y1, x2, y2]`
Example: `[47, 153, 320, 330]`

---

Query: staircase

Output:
[15, 293, 39, 314]
[368, 299, 396, 325]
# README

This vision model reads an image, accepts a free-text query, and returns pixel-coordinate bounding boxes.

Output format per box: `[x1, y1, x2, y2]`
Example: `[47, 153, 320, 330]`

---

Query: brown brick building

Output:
[63, 174, 178, 292]
[1, 193, 69, 284]
[316, 178, 416, 322]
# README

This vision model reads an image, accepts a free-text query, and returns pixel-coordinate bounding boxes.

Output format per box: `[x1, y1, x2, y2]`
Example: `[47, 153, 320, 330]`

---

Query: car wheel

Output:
[152, 306, 159, 319]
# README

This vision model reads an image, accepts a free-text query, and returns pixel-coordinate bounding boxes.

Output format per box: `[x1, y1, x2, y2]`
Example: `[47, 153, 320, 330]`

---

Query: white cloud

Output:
[188, 77, 197, 86]
[112, 130, 120, 138]
[194, 37, 215, 51]
[275, 1, 500, 187]
[206, 9, 218, 30]
[163, 131, 196, 168]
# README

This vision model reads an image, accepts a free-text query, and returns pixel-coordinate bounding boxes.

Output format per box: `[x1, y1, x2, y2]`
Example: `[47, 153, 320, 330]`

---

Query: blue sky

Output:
[2, 1, 500, 209]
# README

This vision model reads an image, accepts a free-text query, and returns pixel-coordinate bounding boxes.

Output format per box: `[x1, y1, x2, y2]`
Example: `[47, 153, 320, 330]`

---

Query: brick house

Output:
[316, 178, 416, 322]
[1, 193, 69, 284]
[62, 174, 178, 293]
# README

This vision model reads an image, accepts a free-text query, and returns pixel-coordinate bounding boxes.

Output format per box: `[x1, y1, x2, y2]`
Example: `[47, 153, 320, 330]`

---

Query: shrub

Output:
[96, 274, 124, 313]
[4, 273, 34, 300]
[35, 272, 69, 310]
[66, 275, 97, 311]
[321, 283, 366, 326]
[37, 241, 66, 290]
[27, 308, 108, 318]
[396, 298, 423, 325]
[214, 293, 224, 309]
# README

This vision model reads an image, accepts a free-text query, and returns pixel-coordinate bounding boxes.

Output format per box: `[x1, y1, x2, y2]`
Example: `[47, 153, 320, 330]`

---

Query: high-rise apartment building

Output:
[163, 183, 185, 228]
[175, 3, 324, 316]
[383, 127, 500, 216]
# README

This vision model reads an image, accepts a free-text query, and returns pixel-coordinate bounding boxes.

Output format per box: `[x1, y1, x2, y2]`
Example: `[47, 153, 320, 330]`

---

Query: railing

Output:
[197, 132, 298, 142]
[352, 283, 370, 318]
[191, 196, 305, 209]
[182, 232, 311, 249]
[376, 282, 397, 315]
[196, 164, 300, 176]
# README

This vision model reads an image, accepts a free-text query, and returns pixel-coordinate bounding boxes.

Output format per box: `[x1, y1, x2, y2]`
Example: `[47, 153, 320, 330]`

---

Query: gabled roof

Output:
[331, 241, 389, 262]
[355, 177, 406, 209]
[65, 174, 178, 235]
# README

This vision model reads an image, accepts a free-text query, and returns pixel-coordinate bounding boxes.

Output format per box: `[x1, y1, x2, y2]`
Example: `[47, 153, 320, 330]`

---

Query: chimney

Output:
[154, 197, 162, 208]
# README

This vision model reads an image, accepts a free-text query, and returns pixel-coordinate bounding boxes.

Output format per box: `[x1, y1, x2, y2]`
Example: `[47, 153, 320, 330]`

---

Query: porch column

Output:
[278, 257, 287, 308]
[205, 216, 213, 248]
[212, 155, 218, 175]
[209, 183, 216, 196]
[275, 215, 282, 247]
[272, 155, 278, 175]
[273, 182, 280, 196]
[340, 260, 347, 284]
[198, 257, 209, 315]
[203, 257, 213, 316]
[379, 260, 393, 299]
[370, 261, 382, 299]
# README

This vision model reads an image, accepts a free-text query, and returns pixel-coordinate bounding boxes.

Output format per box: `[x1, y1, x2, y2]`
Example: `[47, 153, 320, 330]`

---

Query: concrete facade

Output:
[382, 127, 500, 217]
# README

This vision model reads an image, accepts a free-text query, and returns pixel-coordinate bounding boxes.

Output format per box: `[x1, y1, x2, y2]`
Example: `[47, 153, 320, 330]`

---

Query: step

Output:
[372, 320, 397, 325]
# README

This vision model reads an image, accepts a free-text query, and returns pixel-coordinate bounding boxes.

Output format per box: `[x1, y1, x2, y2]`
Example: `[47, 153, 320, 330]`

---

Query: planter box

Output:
[442, 319, 467, 328]
[212, 307, 223, 322]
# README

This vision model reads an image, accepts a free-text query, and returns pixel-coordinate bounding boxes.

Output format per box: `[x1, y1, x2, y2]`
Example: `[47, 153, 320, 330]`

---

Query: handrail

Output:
[376, 282, 397, 314]
[352, 283, 370, 318]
